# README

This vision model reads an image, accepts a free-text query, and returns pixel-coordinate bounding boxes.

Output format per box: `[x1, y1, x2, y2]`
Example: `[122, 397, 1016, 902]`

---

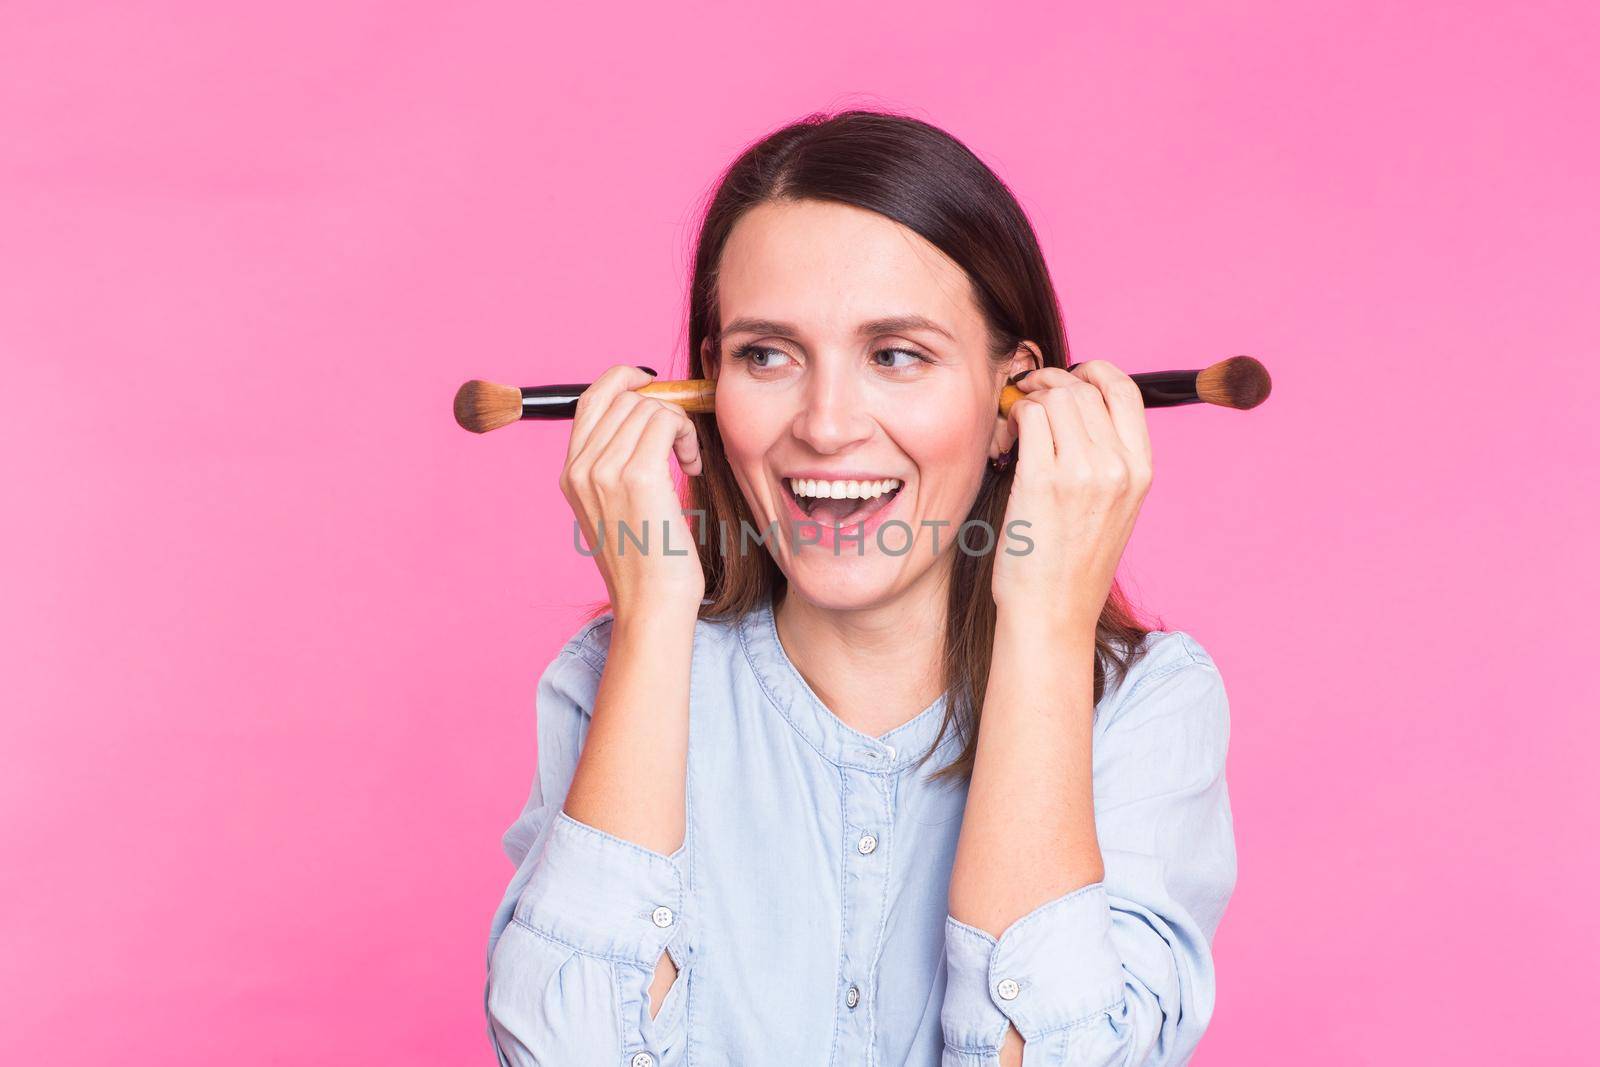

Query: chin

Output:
[778, 549, 923, 613]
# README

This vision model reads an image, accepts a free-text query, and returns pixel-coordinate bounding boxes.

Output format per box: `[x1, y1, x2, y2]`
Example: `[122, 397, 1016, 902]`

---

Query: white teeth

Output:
[788, 477, 903, 500]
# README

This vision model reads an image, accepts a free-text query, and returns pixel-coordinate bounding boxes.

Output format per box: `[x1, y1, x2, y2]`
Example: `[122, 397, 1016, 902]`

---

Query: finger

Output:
[589, 397, 667, 490]
[1071, 360, 1151, 465]
[570, 389, 645, 477]
[568, 365, 656, 463]
[1062, 372, 1119, 450]
[1010, 396, 1053, 478]
[675, 412, 700, 476]
[631, 404, 696, 481]
[1038, 385, 1096, 459]
[1019, 365, 1112, 447]
[1013, 366, 1079, 394]
[664, 407, 702, 476]
[992, 364, 1056, 454]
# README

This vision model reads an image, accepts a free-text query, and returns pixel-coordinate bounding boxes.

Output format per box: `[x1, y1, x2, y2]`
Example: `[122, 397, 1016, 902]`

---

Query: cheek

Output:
[895, 393, 991, 467]
[714, 386, 782, 472]
[890, 396, 992, 504]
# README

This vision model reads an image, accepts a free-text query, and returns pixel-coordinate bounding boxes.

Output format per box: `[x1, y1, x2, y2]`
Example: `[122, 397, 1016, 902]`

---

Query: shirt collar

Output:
[735, 595, 962, 775]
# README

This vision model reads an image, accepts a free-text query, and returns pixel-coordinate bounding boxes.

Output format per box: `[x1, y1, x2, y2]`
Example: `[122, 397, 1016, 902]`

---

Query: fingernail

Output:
[1008, 368, 1036, 385]
[636, 365, 658, 376]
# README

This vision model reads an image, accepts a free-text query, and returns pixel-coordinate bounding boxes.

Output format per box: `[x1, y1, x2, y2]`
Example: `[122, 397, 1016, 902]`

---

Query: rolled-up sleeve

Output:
[485, 633, 691, 1067]
[941, 635, 1238, 1066]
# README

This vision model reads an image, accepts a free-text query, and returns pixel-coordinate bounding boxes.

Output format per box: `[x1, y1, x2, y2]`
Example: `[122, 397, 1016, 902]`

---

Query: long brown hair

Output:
[681, 109, 1158, 786]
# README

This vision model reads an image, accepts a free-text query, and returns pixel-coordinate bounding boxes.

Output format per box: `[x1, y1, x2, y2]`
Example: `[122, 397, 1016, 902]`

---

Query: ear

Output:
[989, 341, 1043, 458]
[1005, 340, 1043, 382]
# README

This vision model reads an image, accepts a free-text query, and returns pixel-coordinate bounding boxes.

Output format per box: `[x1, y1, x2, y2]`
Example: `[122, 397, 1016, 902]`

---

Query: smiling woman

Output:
[485, 110, 1237, 1067]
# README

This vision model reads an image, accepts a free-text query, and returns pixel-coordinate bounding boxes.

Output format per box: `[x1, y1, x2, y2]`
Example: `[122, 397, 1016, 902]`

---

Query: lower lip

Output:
[779, 484, 904, 552]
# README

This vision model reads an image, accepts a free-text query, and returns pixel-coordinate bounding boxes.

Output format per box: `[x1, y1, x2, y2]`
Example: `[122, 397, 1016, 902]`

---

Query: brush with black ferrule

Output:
[452, 355, 1270, 434]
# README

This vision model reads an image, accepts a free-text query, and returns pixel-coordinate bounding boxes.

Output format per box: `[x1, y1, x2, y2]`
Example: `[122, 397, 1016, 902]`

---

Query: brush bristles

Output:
[1195, 355, 1271, 409]
[454, 379, 524, 433]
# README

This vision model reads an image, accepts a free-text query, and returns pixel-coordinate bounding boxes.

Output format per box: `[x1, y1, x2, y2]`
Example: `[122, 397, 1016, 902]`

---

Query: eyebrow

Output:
[718, 314, 954, 343]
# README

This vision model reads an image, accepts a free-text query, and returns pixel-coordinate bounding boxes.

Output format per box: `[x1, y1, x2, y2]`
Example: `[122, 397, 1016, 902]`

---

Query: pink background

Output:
[4, 2, 1596, 1063]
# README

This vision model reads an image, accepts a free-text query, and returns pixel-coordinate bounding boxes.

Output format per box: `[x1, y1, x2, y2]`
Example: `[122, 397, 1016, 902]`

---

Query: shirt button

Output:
[857, 833, 878, 855]
[996, 978, 1020, 1001]
[651, 906, 674, 928]
[845, 983, 861, 1009]
[630, 1053, 655, 1067]
[885, 745, 896, 759]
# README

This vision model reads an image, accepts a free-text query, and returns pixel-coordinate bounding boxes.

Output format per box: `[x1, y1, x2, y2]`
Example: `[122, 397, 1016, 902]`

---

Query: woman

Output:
[485, 110, 1237, 1067]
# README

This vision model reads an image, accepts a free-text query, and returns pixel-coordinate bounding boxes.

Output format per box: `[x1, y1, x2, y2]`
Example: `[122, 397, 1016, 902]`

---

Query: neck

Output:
[773, 560, 952, 738]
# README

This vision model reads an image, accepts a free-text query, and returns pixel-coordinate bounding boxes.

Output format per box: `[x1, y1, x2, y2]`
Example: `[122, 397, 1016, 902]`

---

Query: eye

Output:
[871, 346, 929, 370]
[729, 342, 793, 369]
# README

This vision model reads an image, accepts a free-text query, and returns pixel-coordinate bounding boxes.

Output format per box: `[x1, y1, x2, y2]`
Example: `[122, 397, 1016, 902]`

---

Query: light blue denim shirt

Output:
[485, 597, 1236, 1066]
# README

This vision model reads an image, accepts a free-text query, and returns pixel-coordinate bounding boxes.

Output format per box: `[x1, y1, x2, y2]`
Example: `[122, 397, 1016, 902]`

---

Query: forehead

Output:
[716, 199, 979, 338]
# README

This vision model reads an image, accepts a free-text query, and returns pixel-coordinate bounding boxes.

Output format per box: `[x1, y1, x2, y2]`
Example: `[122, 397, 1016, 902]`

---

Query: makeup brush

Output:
[453, 355, 1270, 434]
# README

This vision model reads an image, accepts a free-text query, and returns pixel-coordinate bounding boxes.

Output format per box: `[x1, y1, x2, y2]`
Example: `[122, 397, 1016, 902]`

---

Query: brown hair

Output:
[681, 109, 1158, 786]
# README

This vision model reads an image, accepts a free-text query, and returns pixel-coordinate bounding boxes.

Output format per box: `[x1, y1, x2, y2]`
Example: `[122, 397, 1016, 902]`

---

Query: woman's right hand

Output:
[560, 364, 706, 622]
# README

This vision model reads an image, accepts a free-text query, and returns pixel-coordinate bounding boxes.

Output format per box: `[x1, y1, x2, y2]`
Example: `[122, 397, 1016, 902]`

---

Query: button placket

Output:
[832, 759, 895, 1066]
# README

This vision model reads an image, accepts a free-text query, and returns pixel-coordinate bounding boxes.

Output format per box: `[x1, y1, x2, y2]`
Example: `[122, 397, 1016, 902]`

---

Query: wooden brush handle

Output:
[639, 379, 717, 414]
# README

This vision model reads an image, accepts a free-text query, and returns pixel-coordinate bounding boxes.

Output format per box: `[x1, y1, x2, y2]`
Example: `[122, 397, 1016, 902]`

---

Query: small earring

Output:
[989, 448, 1014, 472]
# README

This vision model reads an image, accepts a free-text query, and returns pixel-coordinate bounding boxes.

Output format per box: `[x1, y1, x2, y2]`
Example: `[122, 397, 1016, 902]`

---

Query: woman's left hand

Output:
[989, 360, 1154, 632]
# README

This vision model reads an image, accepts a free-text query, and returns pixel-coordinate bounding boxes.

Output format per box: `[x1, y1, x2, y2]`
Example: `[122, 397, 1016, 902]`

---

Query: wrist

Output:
[610, 596, 702, 638]
[994, 600, 1099, 648]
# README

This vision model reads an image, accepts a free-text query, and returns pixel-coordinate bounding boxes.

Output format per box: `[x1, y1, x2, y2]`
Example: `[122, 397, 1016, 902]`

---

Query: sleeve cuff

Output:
[943, 881, 1126, 1049]
[511, 808, 687, 969]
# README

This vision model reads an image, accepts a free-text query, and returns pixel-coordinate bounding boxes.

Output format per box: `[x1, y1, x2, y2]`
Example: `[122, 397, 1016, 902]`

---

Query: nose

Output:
[790, 360, 875, 454]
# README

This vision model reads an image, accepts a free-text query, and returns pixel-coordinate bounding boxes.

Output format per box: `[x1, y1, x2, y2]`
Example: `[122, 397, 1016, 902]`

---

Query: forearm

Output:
[945, 611, 1103, 1065]
[948, 609, 1103, 938]
[940, 623, 1236, 1067]
[562, 607, 695, 857]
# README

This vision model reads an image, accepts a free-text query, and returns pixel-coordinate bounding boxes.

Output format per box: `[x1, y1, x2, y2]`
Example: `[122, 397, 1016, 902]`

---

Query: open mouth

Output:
[785, 477, 904, 526]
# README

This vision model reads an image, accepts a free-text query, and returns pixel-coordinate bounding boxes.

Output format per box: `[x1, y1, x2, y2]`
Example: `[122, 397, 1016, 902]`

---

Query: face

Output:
[707, 199, 1035, 613]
